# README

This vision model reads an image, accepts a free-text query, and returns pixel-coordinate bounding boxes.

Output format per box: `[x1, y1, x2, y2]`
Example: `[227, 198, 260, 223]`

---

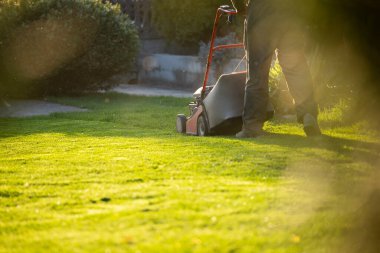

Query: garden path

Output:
[0, 99, 87, 118]
[111, 84, 193, 98]
[0, 84, 192, 118]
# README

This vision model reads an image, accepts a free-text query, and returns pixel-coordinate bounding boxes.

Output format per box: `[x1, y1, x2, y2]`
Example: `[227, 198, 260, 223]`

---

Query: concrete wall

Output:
[139, 54, 246, 90]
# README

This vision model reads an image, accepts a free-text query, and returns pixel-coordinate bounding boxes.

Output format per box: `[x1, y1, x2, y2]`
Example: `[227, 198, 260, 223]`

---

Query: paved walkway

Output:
[112, 84, 193, 98]
[0, 85, 192, 118]
[0, 99, 87, 118]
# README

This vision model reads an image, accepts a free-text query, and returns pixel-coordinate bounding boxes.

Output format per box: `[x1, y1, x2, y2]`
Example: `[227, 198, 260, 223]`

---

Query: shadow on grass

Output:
[234, 133, 380, 166]
[1, 115, 379, 167]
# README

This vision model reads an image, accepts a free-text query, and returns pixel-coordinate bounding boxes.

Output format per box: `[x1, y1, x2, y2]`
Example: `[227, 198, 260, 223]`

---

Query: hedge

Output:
[0, 0, 139, 97]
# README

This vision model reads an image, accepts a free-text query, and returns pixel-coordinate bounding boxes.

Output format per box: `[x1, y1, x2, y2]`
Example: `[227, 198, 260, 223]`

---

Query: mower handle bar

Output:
[213, 44, 244, 51]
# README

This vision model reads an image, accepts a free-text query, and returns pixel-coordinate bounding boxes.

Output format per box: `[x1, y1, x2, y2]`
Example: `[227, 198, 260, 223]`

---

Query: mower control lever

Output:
[218, 5, 237, 14]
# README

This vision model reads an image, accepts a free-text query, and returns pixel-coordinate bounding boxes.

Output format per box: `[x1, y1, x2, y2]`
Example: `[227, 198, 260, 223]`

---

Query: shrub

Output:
[151, 0, 230, 47]
[0, 0, 138, 97]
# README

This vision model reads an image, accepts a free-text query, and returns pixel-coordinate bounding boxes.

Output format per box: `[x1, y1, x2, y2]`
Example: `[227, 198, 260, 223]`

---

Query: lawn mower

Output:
[176, 5, 274, 136]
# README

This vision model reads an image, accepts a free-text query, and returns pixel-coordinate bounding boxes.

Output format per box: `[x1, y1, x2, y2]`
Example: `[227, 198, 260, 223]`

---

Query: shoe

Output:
[236, 128, 266, 138]
[303, 113, 321, 137]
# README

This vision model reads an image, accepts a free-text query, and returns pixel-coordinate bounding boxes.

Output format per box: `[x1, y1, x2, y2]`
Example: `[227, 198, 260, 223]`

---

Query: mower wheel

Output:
[197, 114, 209, 136]
[176, 114, 187, 133]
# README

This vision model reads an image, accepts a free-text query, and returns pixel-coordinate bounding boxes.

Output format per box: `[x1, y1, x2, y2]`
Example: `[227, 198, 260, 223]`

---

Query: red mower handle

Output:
[201, 6, 244, 98]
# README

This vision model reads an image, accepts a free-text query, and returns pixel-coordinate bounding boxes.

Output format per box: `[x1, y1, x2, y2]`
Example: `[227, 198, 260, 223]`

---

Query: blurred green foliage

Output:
[307, 0, 379, 119]
[151, 0, 227, 47]
[0, 0, 139, 98]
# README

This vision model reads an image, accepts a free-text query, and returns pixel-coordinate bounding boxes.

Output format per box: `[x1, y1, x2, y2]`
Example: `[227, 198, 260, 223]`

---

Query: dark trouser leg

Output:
[242, 22, 276, 130]
[277, 30, 318, 123]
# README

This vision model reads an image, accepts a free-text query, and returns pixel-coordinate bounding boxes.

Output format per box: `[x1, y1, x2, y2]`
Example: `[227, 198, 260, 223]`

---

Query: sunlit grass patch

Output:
[0, 93, 379, 253]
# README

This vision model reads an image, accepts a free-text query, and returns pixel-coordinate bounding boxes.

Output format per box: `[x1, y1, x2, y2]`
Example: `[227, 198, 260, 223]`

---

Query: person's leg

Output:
[236, 20, 276, 138]
[277, 27, 321, 135]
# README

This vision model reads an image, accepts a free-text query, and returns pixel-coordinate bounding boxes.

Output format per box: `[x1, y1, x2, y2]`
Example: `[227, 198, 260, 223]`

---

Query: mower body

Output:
[187, 72, 246, 135]
[178, 72, 246, 136]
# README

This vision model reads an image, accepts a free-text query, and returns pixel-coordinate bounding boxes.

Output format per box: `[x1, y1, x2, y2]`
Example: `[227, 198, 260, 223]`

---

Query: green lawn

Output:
[0, 93, 379, 253]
